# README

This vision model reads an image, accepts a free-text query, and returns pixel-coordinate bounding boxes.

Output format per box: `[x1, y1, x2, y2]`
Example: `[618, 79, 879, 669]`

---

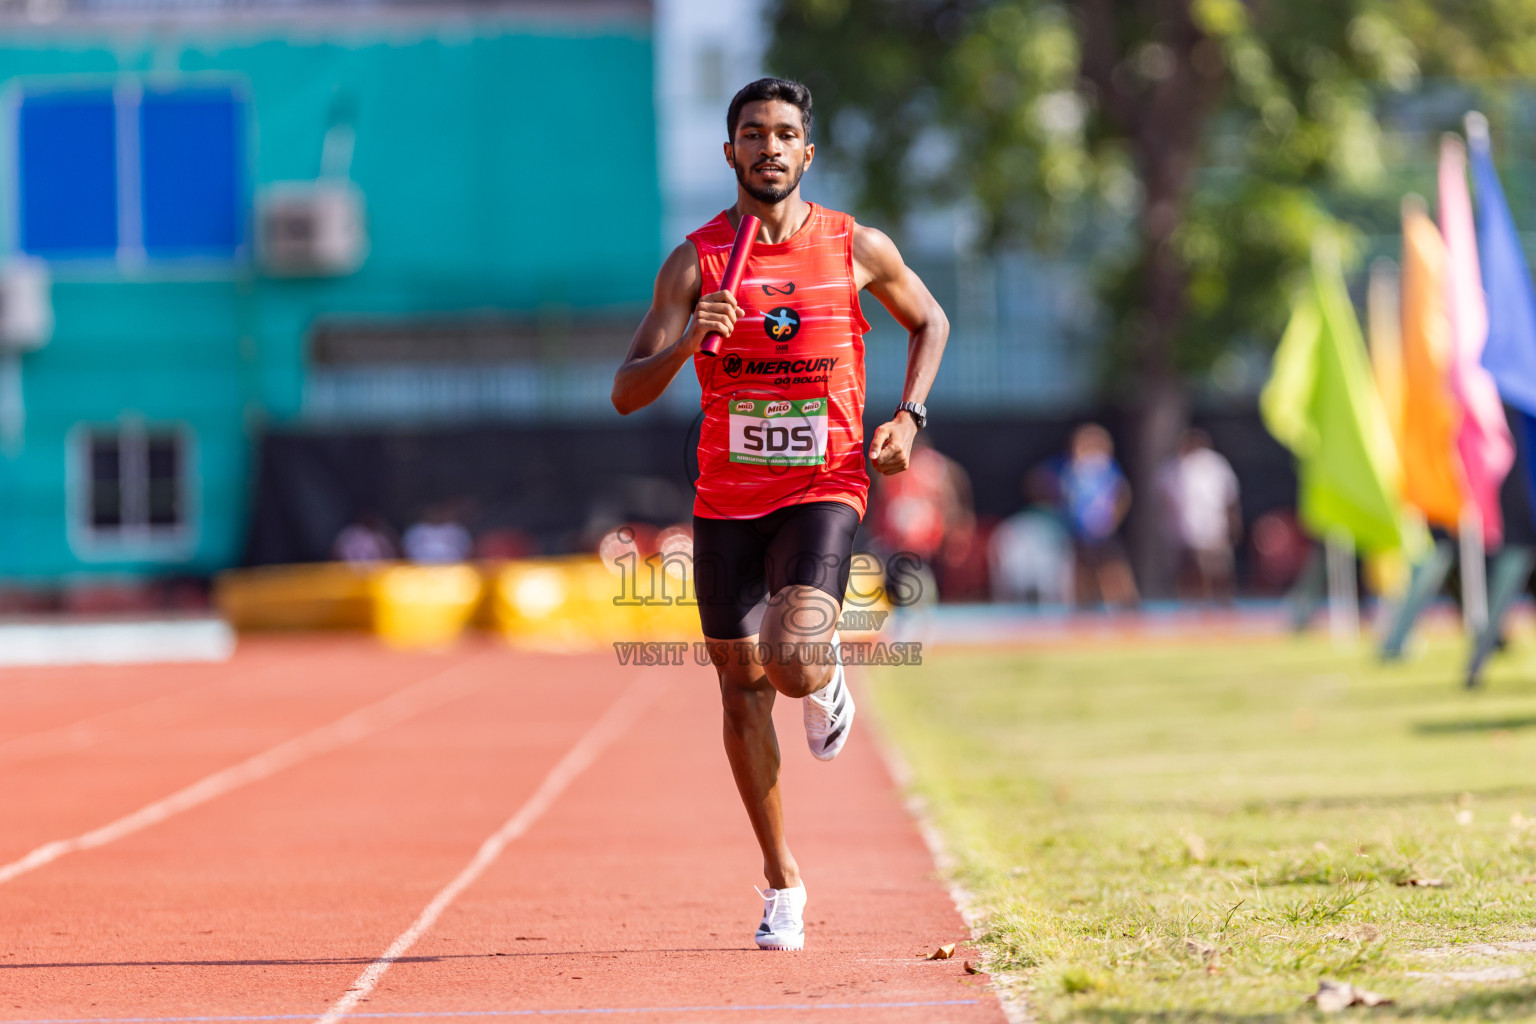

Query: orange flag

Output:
[1368, 259, 1406, 459]
[1399, 196, 1466, 528]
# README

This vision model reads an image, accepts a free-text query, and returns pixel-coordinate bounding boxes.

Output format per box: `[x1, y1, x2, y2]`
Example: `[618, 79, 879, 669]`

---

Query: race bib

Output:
[728, 397, 828, 466]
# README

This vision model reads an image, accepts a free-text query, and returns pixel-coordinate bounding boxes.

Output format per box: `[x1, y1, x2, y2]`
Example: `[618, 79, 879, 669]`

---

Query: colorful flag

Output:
[1471, 114, 1536, 417]
[1366, 259, 1418, 596]
[1368, 259, 1406, 458]
[1440, 133, 1515, 545]
[1262, 249, 1412, 555]
[1399, 198, 1467, 528]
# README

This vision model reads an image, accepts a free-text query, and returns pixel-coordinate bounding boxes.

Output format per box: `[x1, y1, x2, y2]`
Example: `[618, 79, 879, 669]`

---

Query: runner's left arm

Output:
[853, 225, 949, 475]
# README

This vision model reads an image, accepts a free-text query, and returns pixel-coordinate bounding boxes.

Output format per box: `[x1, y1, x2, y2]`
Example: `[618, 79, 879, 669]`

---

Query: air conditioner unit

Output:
[256, 181, 368, 277]
[0, 259, 52, 351]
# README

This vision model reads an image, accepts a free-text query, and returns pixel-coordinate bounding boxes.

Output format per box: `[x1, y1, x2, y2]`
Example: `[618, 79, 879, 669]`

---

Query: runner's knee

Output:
[764, 654, 835, 699]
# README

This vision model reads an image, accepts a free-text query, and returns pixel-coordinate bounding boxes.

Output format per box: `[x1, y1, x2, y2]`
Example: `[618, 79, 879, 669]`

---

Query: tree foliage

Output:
[769, 0, 1536, 374]
[769, 0, 1536, 589]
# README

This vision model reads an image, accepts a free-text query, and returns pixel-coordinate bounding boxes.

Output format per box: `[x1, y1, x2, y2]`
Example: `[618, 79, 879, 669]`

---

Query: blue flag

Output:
[1470, 113, 1536, 531]
[1472, 117, 1536, 415]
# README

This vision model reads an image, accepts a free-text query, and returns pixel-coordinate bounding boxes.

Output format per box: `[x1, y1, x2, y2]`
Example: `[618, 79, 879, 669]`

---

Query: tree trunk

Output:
[1129, 371, 1187, 598]
[1079, 0, 1223, 597]
[1126, 158, 1195, 598]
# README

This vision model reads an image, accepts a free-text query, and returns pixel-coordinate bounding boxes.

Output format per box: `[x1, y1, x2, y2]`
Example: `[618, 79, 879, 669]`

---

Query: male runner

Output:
[611, 77, 948, 951]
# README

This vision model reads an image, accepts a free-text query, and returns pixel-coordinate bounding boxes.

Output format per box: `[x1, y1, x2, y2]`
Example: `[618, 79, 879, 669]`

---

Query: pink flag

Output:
[1440, 133, 1515, 544]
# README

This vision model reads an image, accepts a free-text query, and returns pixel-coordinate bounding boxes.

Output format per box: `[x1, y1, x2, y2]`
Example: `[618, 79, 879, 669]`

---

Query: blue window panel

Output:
[18, 92, 118, 258]
[140, 89, 244, 257]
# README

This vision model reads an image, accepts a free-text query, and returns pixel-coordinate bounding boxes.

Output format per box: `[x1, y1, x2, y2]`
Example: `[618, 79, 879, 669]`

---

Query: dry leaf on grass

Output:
[1307, 979, 1394, 1013]
[1183, 938, 1224, 973]
[1325, 924, 1381, 943]
[925, 943, 956, 960]
[1395, 877, 1445, 888]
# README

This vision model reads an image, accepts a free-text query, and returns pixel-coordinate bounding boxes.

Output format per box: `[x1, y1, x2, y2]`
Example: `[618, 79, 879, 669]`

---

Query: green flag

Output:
[1262, 252, 1417, 556]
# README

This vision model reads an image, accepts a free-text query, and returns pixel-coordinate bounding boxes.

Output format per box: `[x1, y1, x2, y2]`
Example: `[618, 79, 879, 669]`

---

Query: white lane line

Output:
[0, 654, 303, 765]
[0, 683, 212, 764]
[0, 654, 497, 886]
[854, 667, 1029, 1024]
[315, 674, 661, 1024]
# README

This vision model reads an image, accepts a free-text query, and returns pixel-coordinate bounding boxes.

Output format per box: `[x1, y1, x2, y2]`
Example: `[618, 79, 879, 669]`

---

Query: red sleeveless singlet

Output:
[688, 204, 872, 520]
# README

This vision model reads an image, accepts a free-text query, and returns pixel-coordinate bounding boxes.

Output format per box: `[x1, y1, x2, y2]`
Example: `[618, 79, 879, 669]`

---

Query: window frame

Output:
[3, 75, 252, 278]
[66, 418, 199, 561]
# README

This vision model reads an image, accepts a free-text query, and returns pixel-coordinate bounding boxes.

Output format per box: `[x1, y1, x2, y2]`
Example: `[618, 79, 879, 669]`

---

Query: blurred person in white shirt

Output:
[1159, 430, 1241, 602]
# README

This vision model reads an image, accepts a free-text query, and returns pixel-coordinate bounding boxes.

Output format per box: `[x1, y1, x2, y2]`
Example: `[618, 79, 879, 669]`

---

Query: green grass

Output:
[867, 631, 1536, 1022]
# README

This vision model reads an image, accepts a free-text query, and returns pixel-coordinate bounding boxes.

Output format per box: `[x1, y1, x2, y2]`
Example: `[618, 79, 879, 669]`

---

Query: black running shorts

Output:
[692, 501, 862, 640]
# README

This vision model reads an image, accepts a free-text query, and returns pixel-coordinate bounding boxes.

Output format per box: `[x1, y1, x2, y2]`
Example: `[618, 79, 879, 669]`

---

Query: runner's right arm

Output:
[612, 242, 744, 415]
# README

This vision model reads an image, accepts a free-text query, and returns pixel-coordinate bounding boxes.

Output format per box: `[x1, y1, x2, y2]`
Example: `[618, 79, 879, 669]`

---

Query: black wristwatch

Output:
[895, 401, 927, 430]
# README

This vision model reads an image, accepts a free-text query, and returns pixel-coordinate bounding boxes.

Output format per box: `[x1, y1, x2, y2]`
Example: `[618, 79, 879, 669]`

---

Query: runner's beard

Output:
[736, 160, 803, 204]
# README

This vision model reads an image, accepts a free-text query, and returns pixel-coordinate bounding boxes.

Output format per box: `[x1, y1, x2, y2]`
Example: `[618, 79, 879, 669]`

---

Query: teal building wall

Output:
[0, 14, 660, 582]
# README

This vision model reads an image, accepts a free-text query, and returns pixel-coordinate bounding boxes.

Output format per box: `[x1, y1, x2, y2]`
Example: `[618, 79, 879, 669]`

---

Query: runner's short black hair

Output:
[727, 77, 814, 141]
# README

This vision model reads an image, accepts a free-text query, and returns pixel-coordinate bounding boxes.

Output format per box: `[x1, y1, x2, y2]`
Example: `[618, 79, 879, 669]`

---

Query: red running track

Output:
[0, 636, 1004, 1023]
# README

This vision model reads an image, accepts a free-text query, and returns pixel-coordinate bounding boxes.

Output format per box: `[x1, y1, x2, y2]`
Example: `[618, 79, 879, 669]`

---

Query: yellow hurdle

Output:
[215, 562, 378, 631]
[370, 564, 485, 649]
[639, 559, 703, 643]
[490, 557, 626, 651]
[216, 551, 892, 653]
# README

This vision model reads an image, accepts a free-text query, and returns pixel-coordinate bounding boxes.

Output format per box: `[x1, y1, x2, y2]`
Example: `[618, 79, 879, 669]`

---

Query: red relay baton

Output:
[699, 214, 760, 357]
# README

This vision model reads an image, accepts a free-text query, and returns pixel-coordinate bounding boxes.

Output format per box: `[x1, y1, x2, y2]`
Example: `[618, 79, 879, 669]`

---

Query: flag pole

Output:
[1326, 529, 1359, 647]
[1466, 111, 1489, 148]
[1458, 506, 1488, 635]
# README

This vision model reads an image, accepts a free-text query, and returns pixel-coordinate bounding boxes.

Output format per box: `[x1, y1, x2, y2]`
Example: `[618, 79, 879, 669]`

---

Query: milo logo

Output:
[764, 401, 793, 417]
[801, 399, 823, 414]
[735, 400, 756, 413]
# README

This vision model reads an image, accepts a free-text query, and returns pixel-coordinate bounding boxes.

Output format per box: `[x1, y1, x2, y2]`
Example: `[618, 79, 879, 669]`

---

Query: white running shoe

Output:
[803, 637, 854, 761]
[754, 884, 807, 951]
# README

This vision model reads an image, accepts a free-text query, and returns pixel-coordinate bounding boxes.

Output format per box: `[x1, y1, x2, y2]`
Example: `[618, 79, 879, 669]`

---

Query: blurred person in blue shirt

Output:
[403, 503, 474, 565]
[1056, 423, 1138, 608]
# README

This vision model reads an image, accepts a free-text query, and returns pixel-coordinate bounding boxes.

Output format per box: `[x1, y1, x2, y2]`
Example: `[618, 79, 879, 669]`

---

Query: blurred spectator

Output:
[655, 522, 694, 564]
[869, 435, 947, 562]
[990, 465, 1073, 605]
[655, 522, 696, 597]
[931, 451, 985, 600]
[938, 515, 995, 602]
[597, 523, 659, 566]
[475, 526, 536, 561]
[1057, 424, 1138, 608]
[1159, 429, 1241, 602]
[402, 504, 474, 564]
[1250, 509, 1311, 594]
[869, 435, 976, 601]
[333, 512, 397, 564]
